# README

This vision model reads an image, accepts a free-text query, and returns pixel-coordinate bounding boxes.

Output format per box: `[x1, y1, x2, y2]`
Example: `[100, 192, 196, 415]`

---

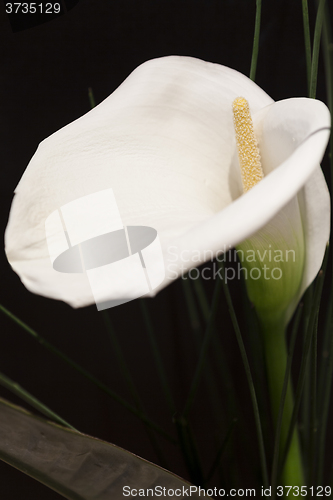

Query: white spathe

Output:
[5, 56, 331, 308]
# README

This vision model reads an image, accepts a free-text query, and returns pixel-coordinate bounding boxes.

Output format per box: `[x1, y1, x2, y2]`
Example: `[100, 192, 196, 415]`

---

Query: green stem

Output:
[301, 0, 312, 92]
[309, 313, 318, 486]
[0, 371, 77, 431]
[206, 417, 237, 483]
[249, 0, 262, 81]
[261, 319, 304, 489]
[173, 415, 204, 486]
[309, 0, 326, 99]
[317, 299, 333, 485]
[320, 1, 333, 113]
[301, 286, 313, 476]
[281, 246, 329, 477]
[317, 7, 333, 483]
[271, 305, 302, 500]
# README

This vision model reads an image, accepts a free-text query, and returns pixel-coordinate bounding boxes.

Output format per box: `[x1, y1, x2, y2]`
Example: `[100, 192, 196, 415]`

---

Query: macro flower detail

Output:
[231, 96, 305, 328]
[232, 96, 264, 192]
[4, 56, 331, 311]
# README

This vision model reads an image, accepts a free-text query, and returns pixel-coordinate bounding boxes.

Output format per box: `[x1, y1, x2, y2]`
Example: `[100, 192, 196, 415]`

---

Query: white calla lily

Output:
[5, 56, 331, 314]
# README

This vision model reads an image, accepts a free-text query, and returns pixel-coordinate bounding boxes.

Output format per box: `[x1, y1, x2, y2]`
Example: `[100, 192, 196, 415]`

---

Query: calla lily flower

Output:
[5, 56, 331, 314]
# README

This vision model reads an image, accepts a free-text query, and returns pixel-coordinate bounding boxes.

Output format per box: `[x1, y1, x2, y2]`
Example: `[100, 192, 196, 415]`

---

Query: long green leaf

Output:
[0, 397, 206, 500]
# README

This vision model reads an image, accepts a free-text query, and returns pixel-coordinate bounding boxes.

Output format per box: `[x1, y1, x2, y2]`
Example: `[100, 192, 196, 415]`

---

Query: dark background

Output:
[0, 0, 332, 498]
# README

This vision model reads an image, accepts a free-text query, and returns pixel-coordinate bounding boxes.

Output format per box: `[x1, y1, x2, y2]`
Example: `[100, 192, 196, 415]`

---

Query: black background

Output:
[0, 0, 332, 498]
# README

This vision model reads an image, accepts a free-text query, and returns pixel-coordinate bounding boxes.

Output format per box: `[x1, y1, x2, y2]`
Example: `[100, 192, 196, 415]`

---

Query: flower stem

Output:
[270, 306, 302, 500]
[301, 0, 312, 92]
[281, 247, 328, 480]
[261, 319, 304, 490]
[249, 0, 262, 82]
[0, 371, 77, 431]
[309, 0, 326, 99]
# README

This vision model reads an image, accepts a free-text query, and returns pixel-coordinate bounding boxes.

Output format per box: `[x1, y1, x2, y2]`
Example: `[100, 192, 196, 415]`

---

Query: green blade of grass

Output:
[280, 245, 329, 476]
[320, 1, 333, 112]
[309, 0, 326, 99]
[309, 311, 319, 486]
[0, 371, 77, 431]
[249, 0, 262, 81]
[317, 295, 333, 485]
[173, 415, 204, 486]
[318, 289, 332, 410]
[317, 6, 333, 484]
[0, 303, 175, 443]
[220, 262, 269, 489]
[300, 286, 313, 477]
[302, 0, 312, 91]
[192, 277, 239, 419]
[182, 278, 225, 426]
[206, 417, 237, 483]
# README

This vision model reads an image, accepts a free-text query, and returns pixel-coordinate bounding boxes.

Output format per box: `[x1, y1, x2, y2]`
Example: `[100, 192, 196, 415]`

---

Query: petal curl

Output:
[167, 98, 330, 292]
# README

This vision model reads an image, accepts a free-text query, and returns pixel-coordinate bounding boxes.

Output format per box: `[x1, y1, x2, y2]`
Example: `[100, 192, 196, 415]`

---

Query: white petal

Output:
[5, 56, 272, 307]
[294, 166, 330, 304]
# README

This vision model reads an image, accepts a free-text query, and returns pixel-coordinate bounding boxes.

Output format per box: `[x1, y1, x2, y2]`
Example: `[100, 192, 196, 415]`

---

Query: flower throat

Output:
[232, 97, 264, 192]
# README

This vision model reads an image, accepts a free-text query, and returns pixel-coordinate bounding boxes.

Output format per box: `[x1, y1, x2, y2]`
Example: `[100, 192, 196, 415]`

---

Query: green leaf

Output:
[0, 398, 206, 500]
